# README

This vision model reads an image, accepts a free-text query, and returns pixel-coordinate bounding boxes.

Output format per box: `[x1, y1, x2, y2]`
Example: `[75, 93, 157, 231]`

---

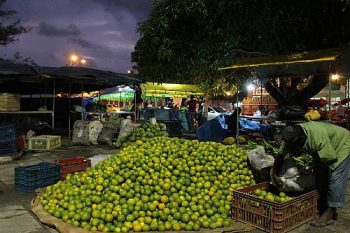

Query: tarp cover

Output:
[31, 189, 253, 233]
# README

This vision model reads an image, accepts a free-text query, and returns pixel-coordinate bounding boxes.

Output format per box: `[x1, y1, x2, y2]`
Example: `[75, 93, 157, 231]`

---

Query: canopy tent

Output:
[0, 63, 143, 129]
[218, 48, 347, 78]
[218, 47, 350, 124]
[93, 86, 135, 102]
[90, 83, 205, 104]
[0, 64, 142, 94]
[40, 66, 142, 93]
[141, 83, 205, 99]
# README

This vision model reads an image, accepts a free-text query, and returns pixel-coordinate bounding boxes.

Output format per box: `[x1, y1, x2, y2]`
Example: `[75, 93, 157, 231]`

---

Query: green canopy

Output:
[141, 82, 204, 98]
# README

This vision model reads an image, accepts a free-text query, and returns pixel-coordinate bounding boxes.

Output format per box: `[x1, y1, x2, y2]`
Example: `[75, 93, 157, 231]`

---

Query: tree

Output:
[0, 0, 30, 46]
[132, 0, 350, 98]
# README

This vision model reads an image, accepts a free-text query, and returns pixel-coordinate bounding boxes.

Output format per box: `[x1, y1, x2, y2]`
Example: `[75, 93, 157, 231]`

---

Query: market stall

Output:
[219, 47, 350, 129]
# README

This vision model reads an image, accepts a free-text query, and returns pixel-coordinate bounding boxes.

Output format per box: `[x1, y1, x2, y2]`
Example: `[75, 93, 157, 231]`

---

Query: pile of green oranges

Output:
[252, 189, 293, 203]
[40, 137, 255, 232]
[115, 123, 168, 148]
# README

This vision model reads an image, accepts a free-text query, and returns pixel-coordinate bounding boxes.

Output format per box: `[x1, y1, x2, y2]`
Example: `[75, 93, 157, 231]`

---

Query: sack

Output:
[117, 119, 140, 140]
[72, 120, 89, 145]
[271, 159, 316, 192]
[248, 146, 275, 172]
[88, 121, 103, 145]
[98, 122, 119, 145]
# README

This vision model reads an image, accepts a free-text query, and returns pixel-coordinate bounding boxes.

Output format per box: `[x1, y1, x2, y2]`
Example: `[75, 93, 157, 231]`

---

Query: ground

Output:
[0, 138, 350, 233]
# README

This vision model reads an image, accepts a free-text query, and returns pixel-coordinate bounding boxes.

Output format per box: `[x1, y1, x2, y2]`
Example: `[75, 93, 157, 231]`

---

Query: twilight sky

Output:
[1, 0, 152, 73]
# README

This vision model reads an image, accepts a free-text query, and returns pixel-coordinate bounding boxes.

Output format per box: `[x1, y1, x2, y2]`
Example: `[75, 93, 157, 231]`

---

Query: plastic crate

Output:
[54, 157, 91, 180]
[15, 162, 60, 192]
[0, 139, 17, 156]
[231, 182, 318, 233]
[28, 135, 61, 150]
[0, 125, 17, 141]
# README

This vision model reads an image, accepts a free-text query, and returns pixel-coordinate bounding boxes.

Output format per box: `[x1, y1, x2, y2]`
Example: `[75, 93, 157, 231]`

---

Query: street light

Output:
[246, 84, 255, 92]
[331, 74, 339, 81]
[68, 54, 87, 66]
[69, 54, 78, 66]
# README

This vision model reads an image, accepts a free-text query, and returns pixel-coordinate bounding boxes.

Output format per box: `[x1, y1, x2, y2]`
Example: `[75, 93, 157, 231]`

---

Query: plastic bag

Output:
[271, 159, 316, 192]
[248, 146, 275, 172]
[72, 120, 89, 145]
[88, 121, 103, 145]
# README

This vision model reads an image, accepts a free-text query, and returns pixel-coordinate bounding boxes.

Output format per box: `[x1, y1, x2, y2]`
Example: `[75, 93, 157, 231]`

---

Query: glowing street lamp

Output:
[246, 83, 255, 92]
[331, 74, 339, 81]
[68, 54, 88, 66]
[69, 54, 78, 65]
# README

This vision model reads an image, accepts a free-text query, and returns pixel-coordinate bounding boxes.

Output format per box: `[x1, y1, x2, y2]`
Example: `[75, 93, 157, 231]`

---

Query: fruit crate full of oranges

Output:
[231, 182, 318, 233]
[54, 157, 91, 180]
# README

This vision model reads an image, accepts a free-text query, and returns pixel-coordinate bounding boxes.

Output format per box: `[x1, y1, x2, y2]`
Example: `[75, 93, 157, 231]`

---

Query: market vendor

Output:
[272, 121, 350, 227]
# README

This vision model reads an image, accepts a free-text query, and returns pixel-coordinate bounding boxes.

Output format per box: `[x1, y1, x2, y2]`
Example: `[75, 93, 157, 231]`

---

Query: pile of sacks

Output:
[72, 120, 119, 145]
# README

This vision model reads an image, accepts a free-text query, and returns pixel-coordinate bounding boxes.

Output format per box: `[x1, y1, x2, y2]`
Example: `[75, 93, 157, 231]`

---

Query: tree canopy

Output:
[132, 0, 350, 97]
[0, 0, 30, 46]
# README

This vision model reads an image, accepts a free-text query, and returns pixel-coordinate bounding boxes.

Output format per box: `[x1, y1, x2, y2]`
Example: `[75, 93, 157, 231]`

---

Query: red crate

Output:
[231, 182, 318, 233]
[54, 157, 91, 180]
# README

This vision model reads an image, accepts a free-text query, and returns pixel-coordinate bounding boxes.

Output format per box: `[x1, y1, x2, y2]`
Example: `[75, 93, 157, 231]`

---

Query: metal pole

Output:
[260, 78, 263, 137]
[52, 79, 56, 129]
[98, 90, 101, 122]
[134, 84, 137, 122]
[328, 76, 332, 122]
[68, 83, 71, 140]
[81, 84, 84, 121]
[236, 80, 239, 146]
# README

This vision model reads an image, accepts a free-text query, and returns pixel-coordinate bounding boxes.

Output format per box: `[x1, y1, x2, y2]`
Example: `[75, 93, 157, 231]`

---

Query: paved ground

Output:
[1, 138, 350, 233]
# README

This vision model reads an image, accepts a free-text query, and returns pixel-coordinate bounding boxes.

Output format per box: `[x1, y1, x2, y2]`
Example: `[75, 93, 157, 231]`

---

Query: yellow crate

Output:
[28, 135, 61, 150]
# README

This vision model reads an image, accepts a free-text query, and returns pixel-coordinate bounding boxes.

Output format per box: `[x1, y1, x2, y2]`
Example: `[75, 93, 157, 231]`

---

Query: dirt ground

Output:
[0, 137, 350, 233]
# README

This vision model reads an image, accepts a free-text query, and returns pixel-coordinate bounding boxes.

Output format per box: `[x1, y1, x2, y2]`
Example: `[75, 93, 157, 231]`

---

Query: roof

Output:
[0, 63, 143, 94]
[218, 47, 350, 77]
[219, 48, 341, 70]
[0, 62, 39, 76]
[41, 66, 142, 86]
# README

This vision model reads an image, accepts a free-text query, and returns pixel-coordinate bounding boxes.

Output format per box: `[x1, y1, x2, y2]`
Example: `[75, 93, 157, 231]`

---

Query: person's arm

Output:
[315, 140, 338, 165]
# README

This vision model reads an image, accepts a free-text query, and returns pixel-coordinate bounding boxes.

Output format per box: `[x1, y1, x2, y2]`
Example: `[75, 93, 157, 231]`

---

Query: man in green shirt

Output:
[272, 121, 350, 227]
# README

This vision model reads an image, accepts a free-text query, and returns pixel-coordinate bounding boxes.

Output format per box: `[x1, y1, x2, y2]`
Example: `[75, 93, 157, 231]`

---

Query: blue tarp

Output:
[196, 115, 228, 142]
[240, 118, 261, 131]
[196, 115, 267, 142]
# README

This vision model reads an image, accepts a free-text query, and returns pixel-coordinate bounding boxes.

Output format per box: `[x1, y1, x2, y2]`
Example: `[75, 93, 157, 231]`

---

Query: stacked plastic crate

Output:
[15, 162, 60, 192]
[0, 125, 18, 156]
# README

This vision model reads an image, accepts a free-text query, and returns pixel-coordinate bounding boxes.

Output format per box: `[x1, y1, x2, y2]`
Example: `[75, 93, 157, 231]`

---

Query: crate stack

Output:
[0, 125, 18, 156]
[54, 157, 91, 180]
[15, 162, 60, 192]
